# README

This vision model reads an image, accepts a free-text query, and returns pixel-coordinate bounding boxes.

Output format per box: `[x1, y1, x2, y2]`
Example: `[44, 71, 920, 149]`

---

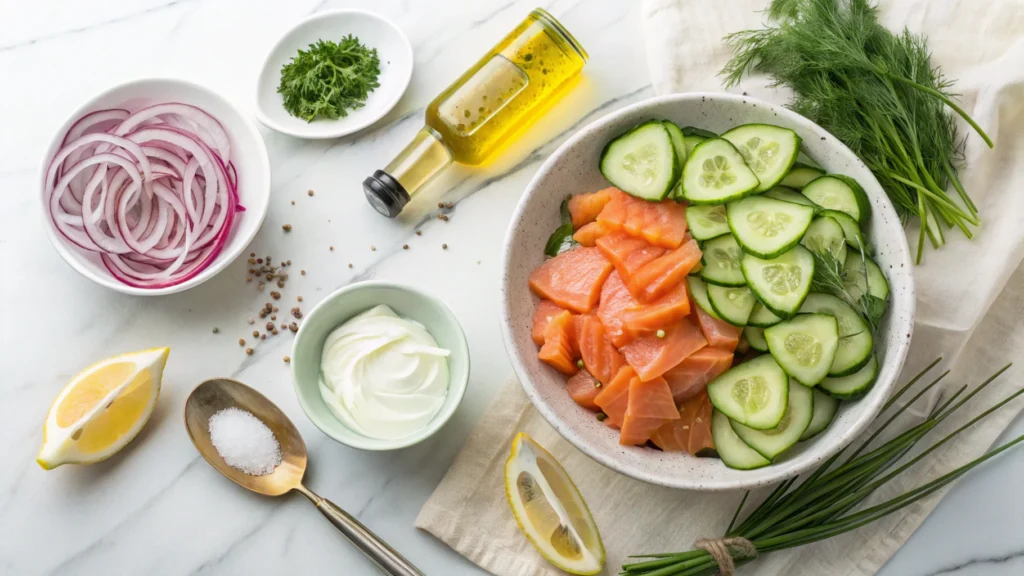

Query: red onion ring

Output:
[47, 104, 243, 289]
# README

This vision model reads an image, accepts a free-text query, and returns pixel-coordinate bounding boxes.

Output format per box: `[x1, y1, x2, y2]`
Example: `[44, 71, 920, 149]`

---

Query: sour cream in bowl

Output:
[291, 282, 470, 450]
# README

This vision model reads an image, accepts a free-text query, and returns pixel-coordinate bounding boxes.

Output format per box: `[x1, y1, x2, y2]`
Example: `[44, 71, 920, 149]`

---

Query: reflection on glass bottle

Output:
[364, 8, 587, 217]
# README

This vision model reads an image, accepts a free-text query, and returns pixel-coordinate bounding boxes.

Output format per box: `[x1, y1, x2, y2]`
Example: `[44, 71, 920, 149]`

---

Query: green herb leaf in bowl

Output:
[278, 35, 381, 123]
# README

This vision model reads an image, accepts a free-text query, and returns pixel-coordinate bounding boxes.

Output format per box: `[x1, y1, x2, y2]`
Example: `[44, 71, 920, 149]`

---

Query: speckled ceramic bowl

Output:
[500, 93, 915, 491]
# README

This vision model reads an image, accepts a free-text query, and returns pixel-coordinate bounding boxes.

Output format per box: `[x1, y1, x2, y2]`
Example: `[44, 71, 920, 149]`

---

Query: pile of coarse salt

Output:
[208, 407, 282, 476]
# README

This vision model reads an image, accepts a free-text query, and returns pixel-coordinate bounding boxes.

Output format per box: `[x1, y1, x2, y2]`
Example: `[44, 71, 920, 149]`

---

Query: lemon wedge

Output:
[504, 432, 605, 575]
[37, 347, 169, 469]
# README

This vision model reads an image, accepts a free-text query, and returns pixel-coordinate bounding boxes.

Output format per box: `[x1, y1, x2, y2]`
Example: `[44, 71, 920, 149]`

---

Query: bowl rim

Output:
[500, 91, 915, 491]
[290, 280, 471, 451]
[253, 8, 414, 140]
[37, 76, 272, 297]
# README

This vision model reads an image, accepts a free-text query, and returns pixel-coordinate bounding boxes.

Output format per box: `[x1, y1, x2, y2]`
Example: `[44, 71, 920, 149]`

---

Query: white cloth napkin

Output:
[417, 1, 1024, 574]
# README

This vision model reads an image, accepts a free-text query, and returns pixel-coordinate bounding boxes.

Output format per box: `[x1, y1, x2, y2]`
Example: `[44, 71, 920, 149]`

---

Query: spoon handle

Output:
[300, 486, 424, 576]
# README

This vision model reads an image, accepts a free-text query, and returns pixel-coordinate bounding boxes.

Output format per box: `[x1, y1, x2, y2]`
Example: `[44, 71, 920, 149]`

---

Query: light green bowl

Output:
[291, 281, 470, 450]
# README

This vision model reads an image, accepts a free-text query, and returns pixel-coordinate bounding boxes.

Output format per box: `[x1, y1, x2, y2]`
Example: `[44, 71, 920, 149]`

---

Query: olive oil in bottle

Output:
[364, 8, 587, 217]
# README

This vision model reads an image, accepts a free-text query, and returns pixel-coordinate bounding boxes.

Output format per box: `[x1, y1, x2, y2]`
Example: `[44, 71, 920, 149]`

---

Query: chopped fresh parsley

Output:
[278, 35, 381, 123]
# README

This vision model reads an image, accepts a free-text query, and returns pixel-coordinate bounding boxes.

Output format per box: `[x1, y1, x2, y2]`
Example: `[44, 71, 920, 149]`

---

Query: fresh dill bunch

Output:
[278, 35, 381, 123]
[722, 0, 992, 263]
[810, 248, 887, 332]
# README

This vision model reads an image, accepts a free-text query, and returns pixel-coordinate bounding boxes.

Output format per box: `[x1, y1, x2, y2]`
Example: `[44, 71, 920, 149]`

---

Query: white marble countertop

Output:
[2, 1, 1021, 574]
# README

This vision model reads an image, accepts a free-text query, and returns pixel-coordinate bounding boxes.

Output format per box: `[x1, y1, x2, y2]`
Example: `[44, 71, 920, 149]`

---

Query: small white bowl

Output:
[255, 10, 413, 139]
[501, 93, 915, 491]
[39, 78, 271, 296]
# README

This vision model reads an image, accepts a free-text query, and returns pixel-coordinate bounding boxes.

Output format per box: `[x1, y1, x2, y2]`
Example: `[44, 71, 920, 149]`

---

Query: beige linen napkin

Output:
[418, 1, 1024, 574]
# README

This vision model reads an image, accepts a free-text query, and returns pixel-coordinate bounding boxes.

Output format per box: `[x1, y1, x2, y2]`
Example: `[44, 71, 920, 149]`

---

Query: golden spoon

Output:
[184, 378, 423, 576]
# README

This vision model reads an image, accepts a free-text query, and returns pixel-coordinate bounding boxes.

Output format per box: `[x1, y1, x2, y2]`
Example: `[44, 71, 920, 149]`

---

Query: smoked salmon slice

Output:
[572, 221, 609, 247]
[596, 233, 666, 280]
[687, 392, 716, 456]
[537, 310, 577, 375]
[694, 305, 743, 351]
[625, 238, 702, 301]
[597, 271, 638, 348]
[531, 300, 567, 346]
[620, 317, 708, 382]
[620, 375, 678, 446]
[568, 188, 614, 229]
[663, 346, 735, 404]
[529, 247, 613, 313]
[596, 188, 689, 249]
[622, 282, 691, 337]
[566, 370, 602, 411]
[577, 315, 625, 385]
[650, 417, 689, 452]
[594, 366, 635, 428]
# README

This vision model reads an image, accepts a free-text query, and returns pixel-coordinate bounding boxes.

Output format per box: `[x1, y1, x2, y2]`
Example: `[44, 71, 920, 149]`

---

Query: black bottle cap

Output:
[363, 170, 410, 218]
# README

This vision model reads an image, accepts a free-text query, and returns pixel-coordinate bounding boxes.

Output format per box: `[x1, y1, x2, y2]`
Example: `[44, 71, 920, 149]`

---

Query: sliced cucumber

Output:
[722, 124, 801, 192]
[713, 409, 770, 470]
[727, 195, 815, 259]
[687, 276, 720, 319]
[801, 175, 871, 224]
[663, 121, 688, 167]
[730, 379, 813, 460]
[686, 205, 731, 241]
[779, 162, 825, 189]
[741, 245, 815, 318]
[682, 126, 718, 138]
[844, 252, 890, 302]
[700, 235, 746, 287]
[799, 293, 874, 376]
[801, 216, 848, 264]
[820, 354, 879, 399]
[800, 388, 839, 441]
[708, 284, 757, 326]
[707, 354, 789, 430]
[681, 138, 761, 205]
[748, 302, 783, 328]
[600, 120, 680, 201]
[764, 314, 840, 386]
[683, 135, 708, 157]
[764, 186, 820, 209]
[820, 209, 872, 254]
[744, 326, 768, 352]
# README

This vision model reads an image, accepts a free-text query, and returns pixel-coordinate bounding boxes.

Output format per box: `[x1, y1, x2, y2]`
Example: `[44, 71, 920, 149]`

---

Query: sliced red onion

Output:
[47, 104, 240, 289]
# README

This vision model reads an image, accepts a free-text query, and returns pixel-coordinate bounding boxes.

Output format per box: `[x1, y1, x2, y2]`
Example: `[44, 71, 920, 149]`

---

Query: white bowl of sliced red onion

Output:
[40, 78, 271, 295]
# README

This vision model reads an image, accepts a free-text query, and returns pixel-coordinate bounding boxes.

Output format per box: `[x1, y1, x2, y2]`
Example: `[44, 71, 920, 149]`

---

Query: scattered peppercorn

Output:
[283, 356, 291, 363]
[260, 334, 267, 341]
[266, 322, 275, 331]
[289, 322, 299, 332]
[307, 190, 314, 196]
[596, 412, 608, 421]
[329, 246, 334, 251]
[282, 224, 292, 232]
[250, 252, 255, 257]
[212, 327, 219, 334]
[438, 202, 444, 208]
[290, 200, 295, 205]
[271, 314, 277, 321]
[239, 339, 245, 346]
[273, 306, 279, 313]
[281, 323, 288, 329]
[442, 243, 448, 250]
[403, 244, 409, 250]
[291, 307, 303, 318]
[252, 330, 259, 338]
[297, 296, 303, 302]
[277, 280, 285, 288]
[301, 269, 306, 275]
[270, 291, 281, 300]
[245, 348, 254, 355]
[348, 263, 353, 268]
[371, 245, 376, 251]
[416, 230, 422, 236]
[256, 258, 263, 264]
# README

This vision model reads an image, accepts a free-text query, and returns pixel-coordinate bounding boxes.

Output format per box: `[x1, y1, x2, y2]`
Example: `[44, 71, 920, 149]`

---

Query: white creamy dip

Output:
[319, 305, 450, 440]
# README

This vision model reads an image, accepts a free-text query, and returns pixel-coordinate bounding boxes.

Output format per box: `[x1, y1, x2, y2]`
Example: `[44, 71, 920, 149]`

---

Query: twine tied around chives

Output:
[694, 537, 757, 575]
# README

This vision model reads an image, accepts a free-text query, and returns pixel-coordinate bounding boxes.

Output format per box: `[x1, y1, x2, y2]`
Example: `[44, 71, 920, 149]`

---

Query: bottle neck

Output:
[384, 127, 453, 198]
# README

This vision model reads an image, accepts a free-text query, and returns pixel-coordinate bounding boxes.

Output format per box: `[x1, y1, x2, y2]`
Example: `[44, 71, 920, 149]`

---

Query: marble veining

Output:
[1, 0, 1020, 575]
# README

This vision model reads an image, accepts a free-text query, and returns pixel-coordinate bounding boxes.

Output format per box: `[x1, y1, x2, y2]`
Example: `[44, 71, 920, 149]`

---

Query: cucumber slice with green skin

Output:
[600, 120, 680, 201]
[722, 124, 802, 192]
[801, 216, 849, 264]
[700, 235, 746, 287]
[712, 409, 771, 470]
[800, 388, 839, 441]
[730, 379, 813, 460]
[748, 302, 783, 328]
[764, 186, 821, 210]
[727, 195, 815, 259]
[744, 326, 768, 352]
[820, 209, 872, 254]
[707, 354, 789, 430]
[844, 252, 890, 302]
[708, 284, 757, 326]
[663, 121, 688, 167]
[741, 246, 816, 319]
[801, 175, 872, 224]
[682, 126, 718, 138]
[798, 293, 874, 376]
[681, 138, 761, 205]
[686, 205, 731, 241]
[820, 354, 878, 399]
[683, 135, 707, 157]
[779, 162, 825, 189]
[764, 314, 840, 386]
[687, 276, 721, 319]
